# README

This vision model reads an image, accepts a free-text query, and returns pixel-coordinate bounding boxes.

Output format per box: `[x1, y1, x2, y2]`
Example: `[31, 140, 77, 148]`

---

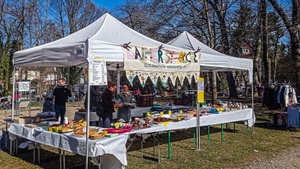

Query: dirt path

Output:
[247, 145, 300, 169]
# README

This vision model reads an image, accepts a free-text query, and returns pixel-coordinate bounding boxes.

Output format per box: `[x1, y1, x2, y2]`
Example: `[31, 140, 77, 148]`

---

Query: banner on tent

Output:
[125, 71, 199, 87]
[123, 46, 200, 72]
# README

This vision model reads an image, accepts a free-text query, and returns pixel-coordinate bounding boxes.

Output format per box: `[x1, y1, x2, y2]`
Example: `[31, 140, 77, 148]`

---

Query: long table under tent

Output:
[8, 108, 255, 168]
[128, 108, 255, 161]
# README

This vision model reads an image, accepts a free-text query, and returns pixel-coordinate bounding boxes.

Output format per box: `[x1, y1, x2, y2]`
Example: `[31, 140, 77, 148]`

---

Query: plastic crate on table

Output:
[136, 95, 154, 107]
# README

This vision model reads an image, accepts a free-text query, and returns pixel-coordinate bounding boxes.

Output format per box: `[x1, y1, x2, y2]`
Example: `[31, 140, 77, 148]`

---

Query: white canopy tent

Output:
[12, 13, 200, 168]
[14, 13, 188, 70]
[168, 31, 255, 147]
[167, 31, 253, 71]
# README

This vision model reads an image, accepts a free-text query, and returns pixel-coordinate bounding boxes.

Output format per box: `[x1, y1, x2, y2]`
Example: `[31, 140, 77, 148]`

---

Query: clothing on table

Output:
[117, 92, 135, 123]
[277, 86, 283, 104]
[263, 87, 281, 110]
[101, 89, 115, 128]
[53, 85, 71, 124]
[283, 85, 297, 107]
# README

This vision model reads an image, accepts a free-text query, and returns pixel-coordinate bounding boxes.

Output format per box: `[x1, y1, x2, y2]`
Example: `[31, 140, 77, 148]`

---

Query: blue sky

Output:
[92, 0, 124, 10]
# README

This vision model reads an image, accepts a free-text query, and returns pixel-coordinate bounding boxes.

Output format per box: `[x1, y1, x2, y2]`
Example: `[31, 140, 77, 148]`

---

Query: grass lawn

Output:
[1, 113, 300, 169]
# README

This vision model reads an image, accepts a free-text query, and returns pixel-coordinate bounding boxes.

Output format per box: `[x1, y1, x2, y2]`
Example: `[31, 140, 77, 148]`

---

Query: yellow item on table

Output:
[48, 127, 53, 132]
[168, 110, 172, 115]
[160, 112, 164, 116]
[179, 110, 183, 114]
[177, 117, 181, 121]
[102, 130, 108, 135]
[115, 123, 120, 129]
[161, 122, 169, 127]
[147, 112, 151, 116]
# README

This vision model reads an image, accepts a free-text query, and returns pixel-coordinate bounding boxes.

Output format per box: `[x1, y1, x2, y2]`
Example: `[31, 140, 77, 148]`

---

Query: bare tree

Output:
[49, 0, 107, 86]
[268, 0, 300, 90]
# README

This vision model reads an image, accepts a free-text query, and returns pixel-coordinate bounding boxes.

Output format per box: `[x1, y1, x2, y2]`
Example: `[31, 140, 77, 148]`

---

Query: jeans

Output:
[55, 104, 66, 124]
[102, 113, 112, 128]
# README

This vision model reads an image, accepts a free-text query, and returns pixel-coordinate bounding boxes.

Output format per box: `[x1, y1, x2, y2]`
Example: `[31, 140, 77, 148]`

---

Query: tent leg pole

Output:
[251, 79, 254, 134]
[85, 62, 91, 169]
[117, 69, 120, 94]
[196, 103, 200, 151]
[12, 67, 16, 121]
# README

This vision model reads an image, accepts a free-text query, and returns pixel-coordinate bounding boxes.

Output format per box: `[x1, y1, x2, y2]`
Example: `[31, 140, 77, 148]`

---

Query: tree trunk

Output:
[209, 0, 238, 98]
[268, 0, 299, 92]
[261, 0, 269, 84]
[292, 34, 300, 91]
[212, 71, 217, 104]
[204, 0, 217, 103]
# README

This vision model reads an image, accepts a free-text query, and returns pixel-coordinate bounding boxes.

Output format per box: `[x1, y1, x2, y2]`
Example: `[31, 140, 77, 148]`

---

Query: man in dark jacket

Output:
[101, 81, 119, 128]
[53, 78, 72, 124]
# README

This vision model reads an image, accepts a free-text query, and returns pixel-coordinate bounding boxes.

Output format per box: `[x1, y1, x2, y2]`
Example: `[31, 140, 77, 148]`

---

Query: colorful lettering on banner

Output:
[194, 50, 199, 63]
[185, 52, 192, 63]
[178, 51, 185, 63]
[151, 48, 158, 62]
[127, 49, 135, 59]
[168, 51, 174, 64]
[135, 47, 142, 60]
[157, 48, 163, 63]
[124, 46, 200, 73]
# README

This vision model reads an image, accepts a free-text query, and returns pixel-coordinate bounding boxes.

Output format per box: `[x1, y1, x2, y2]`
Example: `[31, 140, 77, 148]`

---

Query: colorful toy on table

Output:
[108, 122, 132, 133]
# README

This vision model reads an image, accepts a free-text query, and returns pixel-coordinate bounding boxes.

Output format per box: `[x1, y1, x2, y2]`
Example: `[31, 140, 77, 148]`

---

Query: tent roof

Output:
[13, 13, 189, 68]
[168, 31, 253, 71]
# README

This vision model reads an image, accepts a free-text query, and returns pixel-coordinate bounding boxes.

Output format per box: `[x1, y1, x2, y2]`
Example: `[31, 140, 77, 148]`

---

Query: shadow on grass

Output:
[3, 147, 100, 169]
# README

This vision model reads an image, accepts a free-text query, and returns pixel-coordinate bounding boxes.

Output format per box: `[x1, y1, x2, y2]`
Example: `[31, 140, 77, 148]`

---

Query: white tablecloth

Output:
[130, 109, 255, 134]
[8, 123, 128, 168]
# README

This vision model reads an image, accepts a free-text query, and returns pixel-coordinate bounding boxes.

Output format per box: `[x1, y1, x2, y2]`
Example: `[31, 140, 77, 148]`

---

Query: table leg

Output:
[207, 125, 211, 146]
[221, 124, 224, 142]
[234, 123, 236, 132]
[157, 133, 160, 163]
[59, 149, 62, 169]
[37, 143, 40, 164]
[153, 133, 156, 155]
[97, 156, 101, 169]
[63, 150, 65, 169]
[141, 134, 143, 159]
[33, 143, 36, 164]
[15, 137, 18, 155]
[167, 131, 171, 159]
[9, 140, 13, 155]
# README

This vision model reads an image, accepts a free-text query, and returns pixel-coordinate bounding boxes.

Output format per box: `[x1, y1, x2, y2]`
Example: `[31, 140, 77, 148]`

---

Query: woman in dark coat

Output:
[101, 81, 118, 128]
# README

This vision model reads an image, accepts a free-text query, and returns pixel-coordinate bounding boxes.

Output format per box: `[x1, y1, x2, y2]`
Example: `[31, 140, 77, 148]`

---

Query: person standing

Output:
[53, 78, 71, 124]
[101, 81, 119, 128]
[117, 83, 135, 123]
